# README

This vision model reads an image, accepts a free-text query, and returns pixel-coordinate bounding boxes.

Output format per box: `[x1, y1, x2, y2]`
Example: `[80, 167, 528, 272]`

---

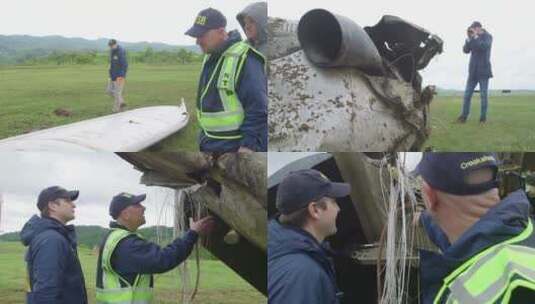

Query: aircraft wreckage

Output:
[118, 152, 267, 295]
[268, 152, 535, 303]
[268, 9, 443, 151]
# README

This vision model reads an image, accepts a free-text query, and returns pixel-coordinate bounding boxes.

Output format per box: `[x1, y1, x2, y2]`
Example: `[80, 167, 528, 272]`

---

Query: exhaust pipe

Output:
[297, 9, 383, 75]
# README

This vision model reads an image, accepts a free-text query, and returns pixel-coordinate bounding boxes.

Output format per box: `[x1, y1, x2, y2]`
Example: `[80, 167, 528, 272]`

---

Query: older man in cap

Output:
[457, 21, 493, 124]
[415, 153, 535, 303]
[185, 7, 267, 152]
[268, 169, 351, 304]
[95, 192, 214, 304]
[20, 186, 87, 304]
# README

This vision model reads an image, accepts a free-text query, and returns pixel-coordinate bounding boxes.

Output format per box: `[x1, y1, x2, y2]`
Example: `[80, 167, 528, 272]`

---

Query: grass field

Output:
[0, 64, 201, 151]
[424, 93, 535, 151]
[0, 242, 265, 304]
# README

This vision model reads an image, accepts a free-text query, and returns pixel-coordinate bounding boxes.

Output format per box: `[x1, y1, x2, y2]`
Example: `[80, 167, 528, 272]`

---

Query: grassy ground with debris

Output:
[424, 93, 535, 151]
[0, 64, 201, 151]
[0, 242, 265, 304]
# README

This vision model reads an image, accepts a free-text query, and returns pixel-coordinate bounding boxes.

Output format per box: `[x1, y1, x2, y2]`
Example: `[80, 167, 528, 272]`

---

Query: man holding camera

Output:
[457, 21, 493, 124]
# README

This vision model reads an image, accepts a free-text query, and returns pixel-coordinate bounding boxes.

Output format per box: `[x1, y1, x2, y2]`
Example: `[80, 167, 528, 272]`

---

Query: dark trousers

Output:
[461, 76, 489, 121]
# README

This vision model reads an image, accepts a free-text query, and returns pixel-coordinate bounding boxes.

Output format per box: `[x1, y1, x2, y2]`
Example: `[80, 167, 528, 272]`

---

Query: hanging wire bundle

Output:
[377, 153, 421, 304]
[175, 187, 205, 304]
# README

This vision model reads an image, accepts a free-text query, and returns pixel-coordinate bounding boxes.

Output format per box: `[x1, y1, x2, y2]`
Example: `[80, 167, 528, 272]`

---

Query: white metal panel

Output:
[0, 102, 189, 152]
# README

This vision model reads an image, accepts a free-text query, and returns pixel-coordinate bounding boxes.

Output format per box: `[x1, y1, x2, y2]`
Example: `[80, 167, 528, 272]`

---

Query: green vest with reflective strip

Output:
[197, 41, 266, 139]
[434, 219, 535, 304]
[96, 229, 153, 304]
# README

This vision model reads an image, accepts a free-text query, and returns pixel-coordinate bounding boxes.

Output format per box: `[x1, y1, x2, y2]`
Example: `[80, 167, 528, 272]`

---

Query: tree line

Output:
[18, 47, 202, 65]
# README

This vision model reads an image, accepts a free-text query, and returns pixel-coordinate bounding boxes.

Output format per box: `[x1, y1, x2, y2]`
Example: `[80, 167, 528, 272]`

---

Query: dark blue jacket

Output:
[268, 218, 341, 304]
[20, 215, 87, 304]
[463, 30, 493, 79]
[419, 190, 535, 303]
[96, 222, 198, 287]
[109, 45, 128, 81]
[197, 30, 267, 152]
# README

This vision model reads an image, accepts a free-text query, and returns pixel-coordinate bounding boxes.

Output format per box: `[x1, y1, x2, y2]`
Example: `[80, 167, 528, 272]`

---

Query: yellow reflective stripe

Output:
[202, 131, 242, 140]
[97, 229, 153, 303]
[217, 41, 248, 112]
[434, 220, 534, 303]
[101, 229, 132, 288]
[199, 55, 225, 105]
[199, 112, 244, 131]
[447, 245, 535, 303]
[96, 286, 153, 303]
[197, 41, 249, 135]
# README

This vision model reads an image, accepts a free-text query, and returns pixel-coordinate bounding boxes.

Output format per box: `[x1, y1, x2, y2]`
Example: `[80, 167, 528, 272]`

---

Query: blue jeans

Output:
[461, 76, 489, 120]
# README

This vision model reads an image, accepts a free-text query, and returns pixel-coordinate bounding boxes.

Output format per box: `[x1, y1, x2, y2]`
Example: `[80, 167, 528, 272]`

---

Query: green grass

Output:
[424, 94, 535, 151]
[0, 242, 264, 304]
[0, 64, 201, 151]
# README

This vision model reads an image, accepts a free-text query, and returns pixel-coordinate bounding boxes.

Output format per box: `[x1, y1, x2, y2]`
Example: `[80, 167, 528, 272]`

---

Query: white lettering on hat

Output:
[460, 155, 495, 170]
[120, 192, 133, 198]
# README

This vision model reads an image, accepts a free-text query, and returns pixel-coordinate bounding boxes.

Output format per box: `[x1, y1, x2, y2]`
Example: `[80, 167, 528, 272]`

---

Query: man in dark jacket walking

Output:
[107, 39, 128, 113]
[95, 192, 215, 303]
[268, 169, 351, 304]
[186, 8, 267, 152]
[20, 186, 87, 304]
[457, 22, 493, 123]
[415, 153, 535, 303]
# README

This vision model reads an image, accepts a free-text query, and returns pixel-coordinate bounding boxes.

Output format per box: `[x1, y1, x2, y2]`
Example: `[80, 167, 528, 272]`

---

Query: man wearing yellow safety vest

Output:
[186, 8, 267, 152]
[414, 153, 535, 303]
[95, 192, 214, 304]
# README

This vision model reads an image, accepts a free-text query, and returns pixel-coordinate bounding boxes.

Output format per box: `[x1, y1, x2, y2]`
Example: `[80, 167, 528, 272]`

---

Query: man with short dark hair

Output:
[185, 8, 267, 152]
[268, 169, 351, 304]
[107, 39, 128, 113]
[96, 192, 214, 303]
[20, 186, 87, 304]
[415, 153, 535, 303]
[457, 21, 493, 124]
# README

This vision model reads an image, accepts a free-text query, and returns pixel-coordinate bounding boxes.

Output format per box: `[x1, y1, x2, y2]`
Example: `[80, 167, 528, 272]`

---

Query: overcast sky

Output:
[270, 0, 535, 90]
[1, 0, 256, 45]
[0, 152, 175, 233]
[267, 152, 421, 176]
[0, 152, 422, 233]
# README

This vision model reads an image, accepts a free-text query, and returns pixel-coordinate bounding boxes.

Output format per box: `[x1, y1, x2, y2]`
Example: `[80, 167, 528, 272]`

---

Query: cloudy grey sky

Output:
[1, 0, 256, 45]
[270, 0, 535, 90]
[0, 152, 175, 233]
[267, 152, 421, 176]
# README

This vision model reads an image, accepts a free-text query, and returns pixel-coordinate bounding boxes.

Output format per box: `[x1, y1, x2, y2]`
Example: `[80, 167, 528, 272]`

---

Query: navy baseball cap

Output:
[276, 169, 351, 215]
[414, 153, 499, 195]
[109, 192, 146, 219]
[185, 8, 227, 38]
[470, 21, 482, 28]
[37, 186, 79, 210]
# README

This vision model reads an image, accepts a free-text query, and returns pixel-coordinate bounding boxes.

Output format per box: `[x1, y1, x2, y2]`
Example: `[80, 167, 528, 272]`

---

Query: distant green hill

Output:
[0, 225, 207, 250]
[0, 35, 199, 64]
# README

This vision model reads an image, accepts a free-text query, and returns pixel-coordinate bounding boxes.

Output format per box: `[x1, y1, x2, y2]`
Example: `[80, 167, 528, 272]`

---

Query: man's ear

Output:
[422, 181, 439, 212]
[47, 200, 58, 213]
[307, 202, 320, 220]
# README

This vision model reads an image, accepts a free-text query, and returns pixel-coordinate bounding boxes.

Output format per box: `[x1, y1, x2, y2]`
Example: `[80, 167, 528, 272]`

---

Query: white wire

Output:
[379, 153, 420, 304]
